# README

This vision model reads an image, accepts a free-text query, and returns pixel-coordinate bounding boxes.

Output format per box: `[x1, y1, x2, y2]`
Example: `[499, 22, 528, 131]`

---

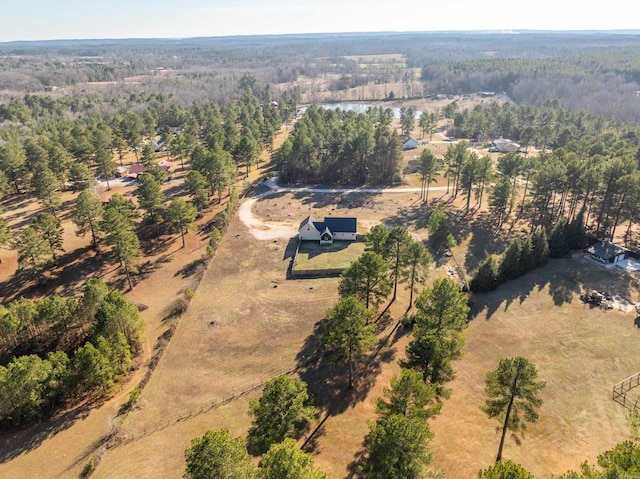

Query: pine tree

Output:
[482, 357, 546, 462]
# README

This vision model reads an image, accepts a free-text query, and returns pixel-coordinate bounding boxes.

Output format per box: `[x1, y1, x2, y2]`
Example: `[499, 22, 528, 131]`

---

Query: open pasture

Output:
[86, 189, 640, 478]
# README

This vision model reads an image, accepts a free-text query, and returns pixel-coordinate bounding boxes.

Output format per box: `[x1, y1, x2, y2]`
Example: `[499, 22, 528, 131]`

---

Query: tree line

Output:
[413, 99, 640, 246]
[277, 105, 403, 185]
[470, 213, 590, 293]
[420, 49, 640, 124]
[0, 82, 296, 201]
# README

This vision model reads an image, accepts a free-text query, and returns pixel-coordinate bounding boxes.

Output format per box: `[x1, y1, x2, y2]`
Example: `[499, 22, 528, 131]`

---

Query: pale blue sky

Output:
[1, 0, 638, 42]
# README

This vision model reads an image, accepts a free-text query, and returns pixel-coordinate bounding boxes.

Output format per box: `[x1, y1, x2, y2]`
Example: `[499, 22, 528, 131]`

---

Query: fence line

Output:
[612, 371, 640, 409]
[113, 308, 404, 449]
[111, 365, 301, 448]
[448, 247, 469, 290]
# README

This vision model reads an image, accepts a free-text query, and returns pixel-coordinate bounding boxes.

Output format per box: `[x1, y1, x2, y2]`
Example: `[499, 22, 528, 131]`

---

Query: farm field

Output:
[431, 258, 640, 477]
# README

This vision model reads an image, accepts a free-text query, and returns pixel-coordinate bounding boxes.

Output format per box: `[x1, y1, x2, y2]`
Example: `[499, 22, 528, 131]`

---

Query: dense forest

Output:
[0, 280, 141, 426]
[277, 105, 402, 184]
[3, 31, 640, 121]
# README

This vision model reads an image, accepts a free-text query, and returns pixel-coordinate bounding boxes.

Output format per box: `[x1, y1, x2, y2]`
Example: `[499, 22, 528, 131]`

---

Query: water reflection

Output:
[299, 103, 422, 119]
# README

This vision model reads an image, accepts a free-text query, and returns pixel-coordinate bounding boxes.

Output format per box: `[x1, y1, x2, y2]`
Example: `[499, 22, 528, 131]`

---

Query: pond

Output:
[299, 103, 422, 119]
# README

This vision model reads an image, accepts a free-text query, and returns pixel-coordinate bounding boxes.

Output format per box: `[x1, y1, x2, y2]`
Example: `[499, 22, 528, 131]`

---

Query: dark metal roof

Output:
[587, 241, 626, 260]
[324, 217, 357, 233]
[299, 215, 357, 234]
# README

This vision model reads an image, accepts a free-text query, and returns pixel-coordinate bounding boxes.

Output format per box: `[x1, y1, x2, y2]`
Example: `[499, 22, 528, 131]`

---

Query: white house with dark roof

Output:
[299, 215, 357, 244]
[585, 241, 628, 265]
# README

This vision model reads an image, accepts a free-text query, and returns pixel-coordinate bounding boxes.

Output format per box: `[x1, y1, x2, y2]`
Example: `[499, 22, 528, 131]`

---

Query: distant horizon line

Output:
[2, 28, 640, 46]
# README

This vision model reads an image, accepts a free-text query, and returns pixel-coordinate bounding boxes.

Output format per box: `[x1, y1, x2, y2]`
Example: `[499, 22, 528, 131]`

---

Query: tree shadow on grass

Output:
[451, 210, 509, 274]
[296, 318, 399, 454]
[291, 190, 382, 211]
[381, 198, 508, 275]
[140, 234, 173, 257]
[0, 396, 105, 464]
[136, 254, 172, 282]
[386, 200, 432, 231]
[174, 256, 208, 279]
[346, 441, 368, 479]
[469, 258, 638, 320]
[0, 246, 103, 304]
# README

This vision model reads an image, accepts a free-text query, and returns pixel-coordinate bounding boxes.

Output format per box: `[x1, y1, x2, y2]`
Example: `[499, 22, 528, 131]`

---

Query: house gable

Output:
[298, 215, 358, 242]
[299, 215, 322, 240]
[320, 228, 333, 244]
[493, 138, 520, 153]
[402, 136, 419, 150]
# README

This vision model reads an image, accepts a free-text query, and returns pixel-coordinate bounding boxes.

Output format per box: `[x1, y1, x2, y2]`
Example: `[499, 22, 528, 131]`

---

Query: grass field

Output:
[430, 258, 640, 477]
[293, 240, 366, 271]
[82, 190, 640, 478]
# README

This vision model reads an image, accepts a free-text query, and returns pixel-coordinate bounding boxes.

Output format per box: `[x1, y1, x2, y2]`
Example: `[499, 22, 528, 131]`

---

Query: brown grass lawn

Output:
[90, 210, 414, 479]
[91, 214, 346, 478]
[88, 187, 640, 478]
[431, 259, 640, 477]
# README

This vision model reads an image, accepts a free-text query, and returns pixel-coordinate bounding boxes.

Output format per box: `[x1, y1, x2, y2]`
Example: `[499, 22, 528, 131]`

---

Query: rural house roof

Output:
[492, 137, 520, 152]
[299, 215, 357, 234]
[129, 164, 147, 175]
[586, 241, 626, 260]
[402, 136, 419, 150]
[324, 217, 357, 233]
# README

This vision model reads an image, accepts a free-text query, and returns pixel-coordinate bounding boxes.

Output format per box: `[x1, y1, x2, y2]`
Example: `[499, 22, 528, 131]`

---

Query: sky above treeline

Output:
[2, 0, 639, 42]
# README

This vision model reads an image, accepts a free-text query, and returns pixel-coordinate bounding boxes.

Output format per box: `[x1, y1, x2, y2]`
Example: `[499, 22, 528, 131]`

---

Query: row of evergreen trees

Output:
[470, 213, 587, 293]
[0, 82, 296, 206]
[322, 223, 469, 477]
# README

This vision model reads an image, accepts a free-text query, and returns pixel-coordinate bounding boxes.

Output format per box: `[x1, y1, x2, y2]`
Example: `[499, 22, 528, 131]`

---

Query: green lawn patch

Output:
[293, 240, 366, 272]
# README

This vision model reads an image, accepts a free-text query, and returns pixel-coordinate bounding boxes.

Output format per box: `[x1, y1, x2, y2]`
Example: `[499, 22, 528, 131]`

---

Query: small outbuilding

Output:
[115, 166, 129, 178]
[585, 241, 628, 265]
[299, 215, 357, 244]
[402, 136, 419, 150]
[492, 137, 521, 153]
